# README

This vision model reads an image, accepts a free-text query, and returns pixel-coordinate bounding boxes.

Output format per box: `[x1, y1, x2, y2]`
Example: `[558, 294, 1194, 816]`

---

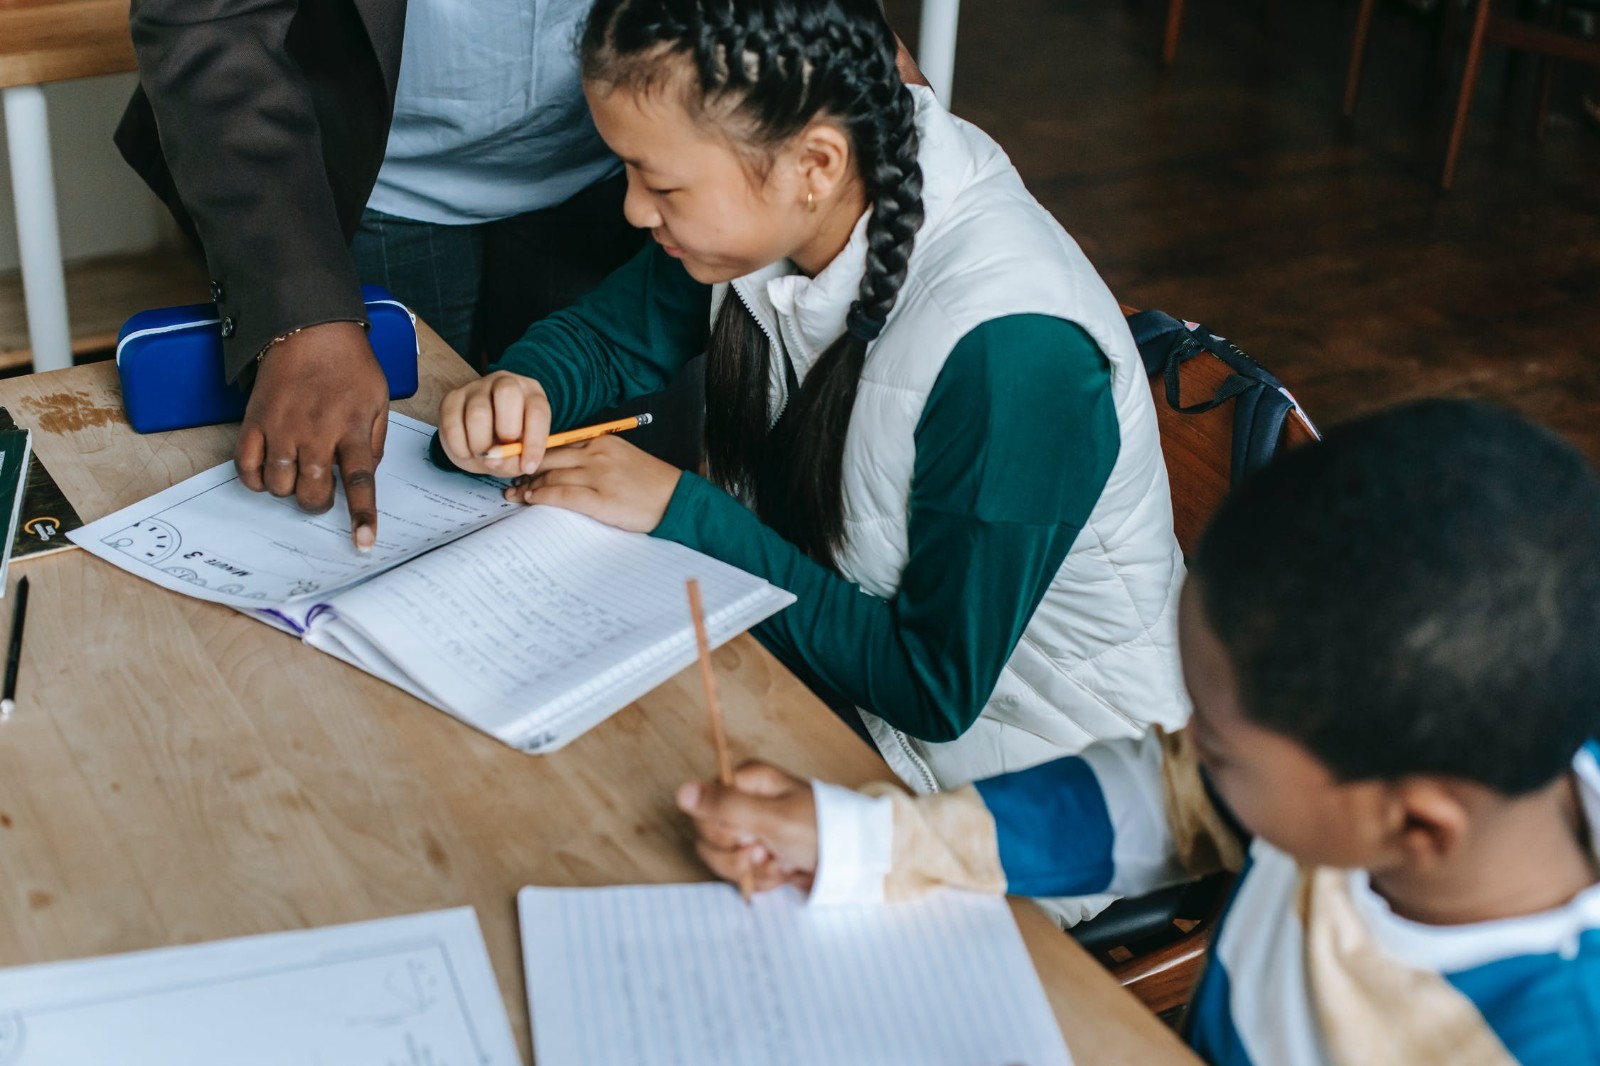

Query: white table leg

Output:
[918, 0, 961, 107]
[4, 85, 73, 373]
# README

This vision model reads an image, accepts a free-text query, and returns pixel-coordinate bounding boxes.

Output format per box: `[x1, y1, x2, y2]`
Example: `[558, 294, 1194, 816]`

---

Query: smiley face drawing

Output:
[102, 518, 181, 565]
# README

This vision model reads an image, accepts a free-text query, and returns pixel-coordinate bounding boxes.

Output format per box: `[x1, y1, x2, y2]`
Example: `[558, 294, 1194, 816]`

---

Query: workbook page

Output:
[0, 908, 520, 1066]
[306, 505, 794, 751]
[68, 412, 516, 610]
[518, 883, 1073, 1066]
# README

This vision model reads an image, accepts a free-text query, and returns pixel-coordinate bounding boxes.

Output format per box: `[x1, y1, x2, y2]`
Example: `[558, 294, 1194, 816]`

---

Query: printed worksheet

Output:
[519, 883, 1074, 1066]
[0, 908, 520, 1066]
[68, 413, 516, 609]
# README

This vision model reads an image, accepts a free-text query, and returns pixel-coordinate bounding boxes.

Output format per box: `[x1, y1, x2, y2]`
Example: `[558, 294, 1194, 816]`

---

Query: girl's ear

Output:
[1389, 778, 1471, 871]
[794, 122, 855, 208]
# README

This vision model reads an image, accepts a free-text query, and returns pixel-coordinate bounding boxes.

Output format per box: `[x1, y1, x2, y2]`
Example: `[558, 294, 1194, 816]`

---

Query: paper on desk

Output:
[518, 883, 1073, 1066]
[0, 907, 520, 1066]
[67, 412, 516, 610]
[306, 505, 797, 751]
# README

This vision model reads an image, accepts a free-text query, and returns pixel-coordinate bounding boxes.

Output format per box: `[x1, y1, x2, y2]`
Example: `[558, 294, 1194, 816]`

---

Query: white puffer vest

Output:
[712, 86, 1190, 797]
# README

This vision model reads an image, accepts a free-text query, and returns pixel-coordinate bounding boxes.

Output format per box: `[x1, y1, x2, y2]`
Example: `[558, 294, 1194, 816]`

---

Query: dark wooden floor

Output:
[886, 0, 1600, 459]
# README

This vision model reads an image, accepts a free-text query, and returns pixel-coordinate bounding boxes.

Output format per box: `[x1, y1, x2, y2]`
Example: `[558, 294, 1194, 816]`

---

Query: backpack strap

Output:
[1127, 310, 1301, 485]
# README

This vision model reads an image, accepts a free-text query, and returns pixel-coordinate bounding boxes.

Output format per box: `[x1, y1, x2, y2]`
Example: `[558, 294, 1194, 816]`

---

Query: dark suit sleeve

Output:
[126, 0, 377, 381]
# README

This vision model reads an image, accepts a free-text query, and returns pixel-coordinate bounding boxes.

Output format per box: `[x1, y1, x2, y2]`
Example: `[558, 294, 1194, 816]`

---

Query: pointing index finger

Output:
[338, 435, 380, 552]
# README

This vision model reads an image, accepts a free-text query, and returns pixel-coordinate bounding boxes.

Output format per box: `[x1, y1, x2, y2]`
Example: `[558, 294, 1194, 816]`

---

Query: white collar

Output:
[1346, 744, 1600, 974]
[762, 210, 873, 378]
[728, 85, 983, 384]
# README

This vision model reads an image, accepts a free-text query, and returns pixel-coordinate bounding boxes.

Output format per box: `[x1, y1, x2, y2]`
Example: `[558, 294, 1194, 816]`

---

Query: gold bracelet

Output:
[254, 318, 370, 364]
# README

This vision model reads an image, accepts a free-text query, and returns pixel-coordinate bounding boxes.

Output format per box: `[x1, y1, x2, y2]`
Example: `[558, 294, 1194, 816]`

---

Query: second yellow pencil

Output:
[686, 578, 754, 904]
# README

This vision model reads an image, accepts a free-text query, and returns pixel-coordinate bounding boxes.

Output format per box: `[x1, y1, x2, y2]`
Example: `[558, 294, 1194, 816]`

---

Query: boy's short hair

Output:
[1191, 399, 1600, 796]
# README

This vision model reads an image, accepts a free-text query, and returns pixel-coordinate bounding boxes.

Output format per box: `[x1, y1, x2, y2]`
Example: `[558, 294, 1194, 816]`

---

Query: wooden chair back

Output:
[1088, 308, 1319, 1022]
[1128, 309, 1320, 556]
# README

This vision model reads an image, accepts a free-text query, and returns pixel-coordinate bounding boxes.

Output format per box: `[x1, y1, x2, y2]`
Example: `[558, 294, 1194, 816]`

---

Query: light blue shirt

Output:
[365, 0, 621, 226]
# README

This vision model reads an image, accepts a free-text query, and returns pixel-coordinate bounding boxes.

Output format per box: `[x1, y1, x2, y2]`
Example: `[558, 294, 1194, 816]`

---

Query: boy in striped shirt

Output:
[679, 399, 1600, 1064]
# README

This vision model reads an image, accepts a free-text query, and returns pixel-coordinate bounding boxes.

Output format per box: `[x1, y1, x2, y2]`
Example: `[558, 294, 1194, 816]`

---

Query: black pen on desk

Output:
[2, 576, 30, 719]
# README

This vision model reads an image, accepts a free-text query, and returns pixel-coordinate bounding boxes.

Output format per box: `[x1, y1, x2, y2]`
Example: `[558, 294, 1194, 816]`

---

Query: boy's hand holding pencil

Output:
[677, 761, 821, 896]
[682, 580, 820, 898]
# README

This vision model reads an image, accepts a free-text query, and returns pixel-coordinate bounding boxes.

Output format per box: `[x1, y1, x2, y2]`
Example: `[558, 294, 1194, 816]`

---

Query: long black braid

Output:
[583, 0, 925, 568]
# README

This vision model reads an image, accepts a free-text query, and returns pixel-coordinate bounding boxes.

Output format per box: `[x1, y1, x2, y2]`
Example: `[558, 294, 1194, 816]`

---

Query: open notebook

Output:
[518, 883, 1074, 1066]
[69, 413, 794, 752]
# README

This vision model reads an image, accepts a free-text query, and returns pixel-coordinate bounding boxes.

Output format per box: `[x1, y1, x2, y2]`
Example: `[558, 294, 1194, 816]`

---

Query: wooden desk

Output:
[1, 0, 137, 373]
[0, 326, 1199, 1064]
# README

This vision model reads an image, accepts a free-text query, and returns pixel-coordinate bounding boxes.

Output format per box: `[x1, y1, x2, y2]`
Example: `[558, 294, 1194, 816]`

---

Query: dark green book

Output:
[0, 406, 82, 563]
[0, 426, 30, 591]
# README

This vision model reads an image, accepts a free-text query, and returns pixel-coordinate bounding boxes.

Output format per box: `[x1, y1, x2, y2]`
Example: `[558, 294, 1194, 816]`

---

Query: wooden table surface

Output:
[0, 324, 1198, 1064]
[0, 0, 134, 90]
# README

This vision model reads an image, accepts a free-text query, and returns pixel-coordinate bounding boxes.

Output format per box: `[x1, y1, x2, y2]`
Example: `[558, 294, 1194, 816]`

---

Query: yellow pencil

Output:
[479, 413, 653, 459]
[686, 579, 754, 904]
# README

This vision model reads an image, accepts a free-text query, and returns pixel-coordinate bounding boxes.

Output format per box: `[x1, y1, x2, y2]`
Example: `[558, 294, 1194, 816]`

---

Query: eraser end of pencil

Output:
[1, 699, 14, 719]
[637, 413, 654, 426]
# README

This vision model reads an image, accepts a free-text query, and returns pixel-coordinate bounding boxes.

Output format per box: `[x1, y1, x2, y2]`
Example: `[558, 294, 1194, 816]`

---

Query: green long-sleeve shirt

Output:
[488, 244, 1120, 744]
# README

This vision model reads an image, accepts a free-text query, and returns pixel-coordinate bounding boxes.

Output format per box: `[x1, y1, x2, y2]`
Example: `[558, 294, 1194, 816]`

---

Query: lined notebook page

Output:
[306, 506, 792, 750]
[518, 883, 1073, 1066]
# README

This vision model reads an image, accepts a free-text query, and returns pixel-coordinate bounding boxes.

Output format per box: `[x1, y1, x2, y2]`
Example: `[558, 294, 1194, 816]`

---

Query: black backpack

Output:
[1126, 309, 1316, 485]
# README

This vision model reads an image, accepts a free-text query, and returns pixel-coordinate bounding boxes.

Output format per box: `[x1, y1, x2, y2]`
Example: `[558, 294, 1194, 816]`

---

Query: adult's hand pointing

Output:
[234, 321, 389, 551]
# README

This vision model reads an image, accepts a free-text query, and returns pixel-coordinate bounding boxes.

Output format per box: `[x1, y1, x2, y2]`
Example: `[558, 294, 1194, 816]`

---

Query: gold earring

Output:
[806, 191, 817, 213]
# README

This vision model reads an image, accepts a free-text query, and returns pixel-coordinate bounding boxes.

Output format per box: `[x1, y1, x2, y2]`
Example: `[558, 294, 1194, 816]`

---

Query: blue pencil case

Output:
[116, 285, 420, 434]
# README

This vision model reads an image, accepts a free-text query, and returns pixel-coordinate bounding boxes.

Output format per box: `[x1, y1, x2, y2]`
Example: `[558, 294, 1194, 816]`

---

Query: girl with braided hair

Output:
[436, 0, 1188, 920]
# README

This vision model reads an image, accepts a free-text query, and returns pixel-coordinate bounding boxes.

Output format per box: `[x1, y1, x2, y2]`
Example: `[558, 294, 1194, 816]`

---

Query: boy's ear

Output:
[1389, 778, 1472, 870]
[794, 122, 854, 204]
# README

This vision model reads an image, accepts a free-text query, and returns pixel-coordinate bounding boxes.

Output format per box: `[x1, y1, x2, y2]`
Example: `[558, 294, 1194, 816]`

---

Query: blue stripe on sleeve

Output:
[1183, 855, 1256, 1066]
[1185, 958, 1255, 1066]
[973, 756, 1116, 897]
[1446, 928, 1600, 1064]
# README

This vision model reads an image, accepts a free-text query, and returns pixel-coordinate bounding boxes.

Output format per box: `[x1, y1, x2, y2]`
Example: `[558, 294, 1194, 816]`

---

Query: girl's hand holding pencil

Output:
[484, 413, 653, 459]
[508, 432, 679, 533]
[437, 371, 556, 478]
[438, 371, 674, 532]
